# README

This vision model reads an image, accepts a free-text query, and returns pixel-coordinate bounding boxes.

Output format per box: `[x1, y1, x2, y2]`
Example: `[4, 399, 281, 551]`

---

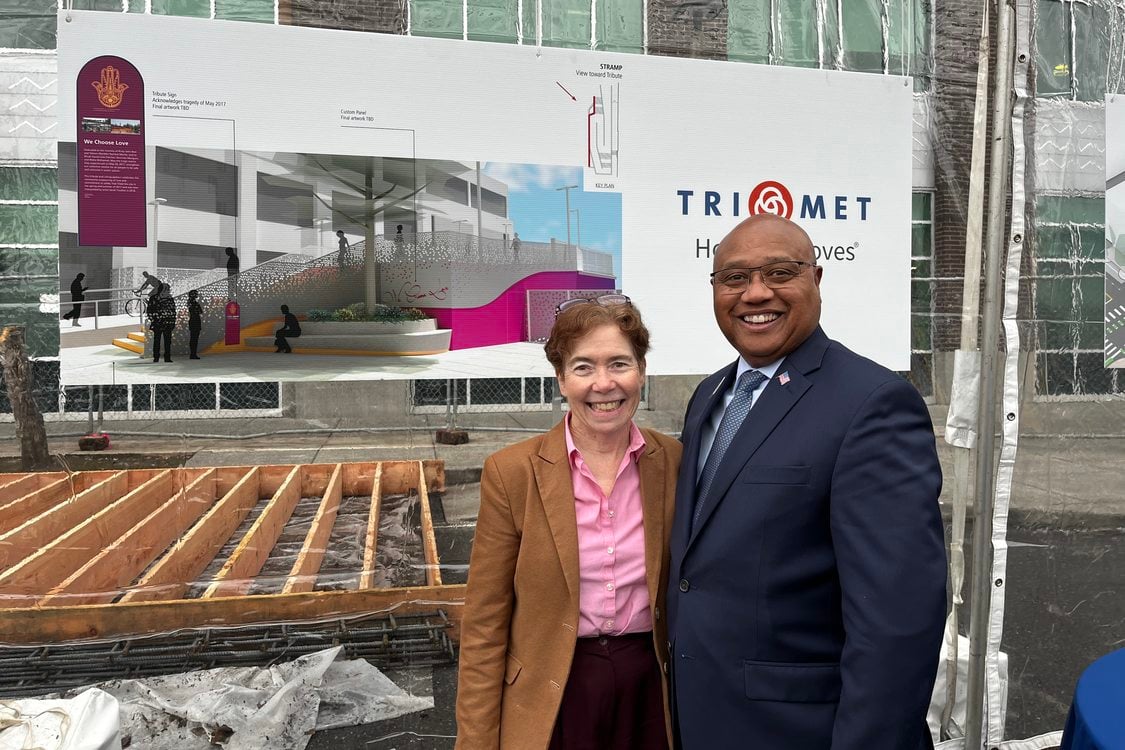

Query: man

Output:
[135, 271, 163, 306]
[273, 304, 301, 353]
[187, 289, 203, 359]
[667, 214, 946, 749]
[510, 231, 521, 262]
[225, 247, 239, 299]
[62, 272, 88, 326]
[147, 283, 176, 363]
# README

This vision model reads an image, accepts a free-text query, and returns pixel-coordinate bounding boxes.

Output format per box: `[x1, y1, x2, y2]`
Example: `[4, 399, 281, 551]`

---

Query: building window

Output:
[728, 0, 931, 83]
[411, 0, 642, 51]
[910, 191, 935, 397]
[1035, 0, 1115, 101]
[1033, 195, 1121, 396]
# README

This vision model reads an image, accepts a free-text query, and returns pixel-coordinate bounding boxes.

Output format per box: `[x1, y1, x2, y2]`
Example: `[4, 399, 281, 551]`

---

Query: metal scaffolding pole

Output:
[964, 0, 1016, 746]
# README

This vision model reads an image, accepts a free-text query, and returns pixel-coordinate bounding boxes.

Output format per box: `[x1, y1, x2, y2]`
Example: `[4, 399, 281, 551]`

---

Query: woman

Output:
[456, 298, 681, 750]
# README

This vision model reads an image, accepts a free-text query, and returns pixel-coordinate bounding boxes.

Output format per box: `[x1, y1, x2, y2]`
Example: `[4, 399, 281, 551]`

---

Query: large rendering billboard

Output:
[58, 11, 913, 383]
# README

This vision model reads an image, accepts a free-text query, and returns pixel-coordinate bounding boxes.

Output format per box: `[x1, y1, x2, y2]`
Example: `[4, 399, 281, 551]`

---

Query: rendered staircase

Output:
[111, 331, 145, 354]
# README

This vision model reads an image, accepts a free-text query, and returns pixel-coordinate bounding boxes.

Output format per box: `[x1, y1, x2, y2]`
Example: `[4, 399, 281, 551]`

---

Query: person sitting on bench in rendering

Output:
[274, 304, 301, 353]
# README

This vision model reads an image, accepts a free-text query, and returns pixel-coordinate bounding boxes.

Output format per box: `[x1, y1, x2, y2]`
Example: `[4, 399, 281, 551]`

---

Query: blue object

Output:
[1061, 647, 1125, 750]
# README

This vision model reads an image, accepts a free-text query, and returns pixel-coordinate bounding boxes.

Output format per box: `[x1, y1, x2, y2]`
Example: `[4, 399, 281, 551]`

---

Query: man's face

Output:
[712, 216, 823, 367]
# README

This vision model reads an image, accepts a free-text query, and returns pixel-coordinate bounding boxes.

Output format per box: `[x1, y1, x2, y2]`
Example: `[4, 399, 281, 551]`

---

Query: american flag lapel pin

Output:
[778, 371, 790, 386]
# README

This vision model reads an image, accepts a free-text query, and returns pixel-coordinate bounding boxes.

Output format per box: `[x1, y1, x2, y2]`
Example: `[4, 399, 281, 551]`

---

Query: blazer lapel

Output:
[686, 330, 830, 548]
[638, 434, 668, 606]
[531, 422, 581, 606]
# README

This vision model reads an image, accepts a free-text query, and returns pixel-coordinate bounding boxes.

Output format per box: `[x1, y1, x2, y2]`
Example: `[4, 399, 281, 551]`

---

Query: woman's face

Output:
[557, 324, 644, 444]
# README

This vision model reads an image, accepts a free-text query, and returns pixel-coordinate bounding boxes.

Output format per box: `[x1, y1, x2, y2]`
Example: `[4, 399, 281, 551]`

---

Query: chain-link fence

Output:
[0, 374, 281, 422]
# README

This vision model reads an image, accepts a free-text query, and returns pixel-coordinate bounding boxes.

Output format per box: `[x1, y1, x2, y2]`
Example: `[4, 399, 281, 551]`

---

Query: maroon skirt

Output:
[548, 632, 668, 750]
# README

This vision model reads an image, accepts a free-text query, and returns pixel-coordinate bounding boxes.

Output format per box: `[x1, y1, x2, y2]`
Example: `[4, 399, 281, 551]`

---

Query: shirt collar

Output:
[563, 412, 647, 468]
[734, 356, 784, 385]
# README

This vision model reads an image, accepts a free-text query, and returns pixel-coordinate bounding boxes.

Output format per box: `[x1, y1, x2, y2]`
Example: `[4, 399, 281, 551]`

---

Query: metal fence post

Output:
[86, 385, 95, 435]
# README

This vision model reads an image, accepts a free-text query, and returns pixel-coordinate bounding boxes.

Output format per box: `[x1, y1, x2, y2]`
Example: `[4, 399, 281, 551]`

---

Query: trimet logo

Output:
[92, 65, 128, 109]
[677, 181, 872, 221]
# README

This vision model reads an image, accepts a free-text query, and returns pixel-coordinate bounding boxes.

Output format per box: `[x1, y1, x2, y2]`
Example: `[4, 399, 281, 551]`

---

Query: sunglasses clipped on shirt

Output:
[555, 293, 632, 315]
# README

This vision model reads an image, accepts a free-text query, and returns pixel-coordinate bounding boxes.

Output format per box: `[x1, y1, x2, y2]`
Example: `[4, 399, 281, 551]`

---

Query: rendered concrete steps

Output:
[111, 332, 145, 354]
[244, 328, 452, 355]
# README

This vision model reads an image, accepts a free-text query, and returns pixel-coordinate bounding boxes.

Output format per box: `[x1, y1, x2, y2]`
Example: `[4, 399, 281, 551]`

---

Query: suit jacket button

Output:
[663, 661, 670, 675]
[678, 579, 690, 593]
[653, 606, 661, 621]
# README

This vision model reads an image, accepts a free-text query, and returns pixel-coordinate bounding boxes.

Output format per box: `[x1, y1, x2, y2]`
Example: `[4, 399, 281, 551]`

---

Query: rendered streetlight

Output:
[148, 197, 167, 272]
[555, 184, 578, 252]
[569, 208, 581, 250]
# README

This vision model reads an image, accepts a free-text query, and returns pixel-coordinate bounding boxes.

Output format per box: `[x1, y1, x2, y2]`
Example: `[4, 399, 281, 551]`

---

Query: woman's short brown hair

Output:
[545, 302, 650, 374]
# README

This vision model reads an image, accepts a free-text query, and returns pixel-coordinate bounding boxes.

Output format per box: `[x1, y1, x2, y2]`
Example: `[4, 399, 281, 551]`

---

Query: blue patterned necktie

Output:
[692, 369, 768, 532]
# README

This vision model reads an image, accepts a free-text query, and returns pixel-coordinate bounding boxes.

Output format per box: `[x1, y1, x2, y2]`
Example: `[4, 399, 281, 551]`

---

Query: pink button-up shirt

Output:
[565, 414, 653, 637]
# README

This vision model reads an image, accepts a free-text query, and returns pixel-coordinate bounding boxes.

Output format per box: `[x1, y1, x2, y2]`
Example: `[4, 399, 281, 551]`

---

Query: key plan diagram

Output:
[587, 84, 619, 177]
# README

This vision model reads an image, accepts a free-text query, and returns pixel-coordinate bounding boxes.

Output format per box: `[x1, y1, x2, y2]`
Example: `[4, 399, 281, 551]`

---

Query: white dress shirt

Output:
[696, 357, 784, 481]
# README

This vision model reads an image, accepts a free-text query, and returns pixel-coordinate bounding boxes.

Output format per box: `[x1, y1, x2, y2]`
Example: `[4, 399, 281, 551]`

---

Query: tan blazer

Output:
[455, 421, 682, 750]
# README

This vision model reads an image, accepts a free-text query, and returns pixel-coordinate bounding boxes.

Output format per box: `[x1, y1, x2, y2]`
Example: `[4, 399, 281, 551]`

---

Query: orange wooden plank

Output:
[0, 477, 72, 536]
[203, 465, 302, 599]
[120, 467, 260, 603]
[282, 464, 343, 595]
[359, 462, 384, 590]
[417, 462, 442, 587]
[0, 583, 467, 645]
[0, 473, 63, 505]
[0, 472, 129, 573]
[0, 471, 179, 604]
[39, 470, 218, 607]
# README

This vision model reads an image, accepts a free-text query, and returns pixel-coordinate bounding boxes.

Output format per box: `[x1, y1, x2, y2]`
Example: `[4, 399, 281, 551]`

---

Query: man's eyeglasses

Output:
[710, 261, 815, 292]
[555, 293, 631, 315]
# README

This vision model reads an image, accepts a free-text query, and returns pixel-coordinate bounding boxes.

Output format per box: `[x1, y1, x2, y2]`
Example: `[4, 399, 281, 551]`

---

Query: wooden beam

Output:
[0, 476, 71, 537]
[0, 473, 63, 505]
[120, 467, 261, 603]
[39, 470, 218, 607]
[417, 462, 443, 587]
[299, 463, 336, 499]
[282, 464, 342, 595]
[0, 583, 467, 646]
[0, 470, 179, 604]
[0, 472, 129, 573]
[203, 465, 301, 599]
[359, 462, 384, 590]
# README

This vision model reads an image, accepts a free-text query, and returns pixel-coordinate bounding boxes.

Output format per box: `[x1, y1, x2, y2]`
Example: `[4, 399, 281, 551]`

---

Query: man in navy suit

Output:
[667, 214, 946, 749]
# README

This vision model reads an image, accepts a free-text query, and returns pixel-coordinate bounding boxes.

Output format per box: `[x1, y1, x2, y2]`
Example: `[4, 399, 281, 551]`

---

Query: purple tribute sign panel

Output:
[77, 56, 146, 247]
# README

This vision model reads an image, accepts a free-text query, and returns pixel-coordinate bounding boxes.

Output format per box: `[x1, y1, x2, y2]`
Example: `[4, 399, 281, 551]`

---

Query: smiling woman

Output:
[455, 300, 682, 750]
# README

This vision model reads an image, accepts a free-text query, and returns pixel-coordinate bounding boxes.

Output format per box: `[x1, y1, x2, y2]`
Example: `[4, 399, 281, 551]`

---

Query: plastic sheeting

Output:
[86, 647, 432, 750]
[0, 689, 122, 750]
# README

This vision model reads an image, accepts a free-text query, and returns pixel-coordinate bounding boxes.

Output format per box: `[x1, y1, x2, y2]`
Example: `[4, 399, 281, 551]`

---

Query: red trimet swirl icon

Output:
[748, 180, 794, 219]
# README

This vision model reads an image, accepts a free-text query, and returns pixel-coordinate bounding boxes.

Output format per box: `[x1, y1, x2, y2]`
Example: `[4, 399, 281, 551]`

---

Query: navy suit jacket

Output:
[667, 327, 946, 750]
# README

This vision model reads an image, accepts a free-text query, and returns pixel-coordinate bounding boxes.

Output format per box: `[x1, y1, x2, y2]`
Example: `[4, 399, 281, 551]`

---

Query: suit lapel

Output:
[673, 364, 737, 553]
[638, 433, 668, 606]
[531, 422, 581, 605]
[686, 329, 830, 549]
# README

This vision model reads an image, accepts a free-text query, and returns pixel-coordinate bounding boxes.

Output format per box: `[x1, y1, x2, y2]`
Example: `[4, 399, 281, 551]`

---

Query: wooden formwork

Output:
[0, 462, 466, 645]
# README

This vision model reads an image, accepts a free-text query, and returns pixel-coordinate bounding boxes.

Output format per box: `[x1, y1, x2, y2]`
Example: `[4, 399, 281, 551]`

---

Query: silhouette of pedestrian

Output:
[63, 272, 88, 326]
[511, 232, 521, 263]
[148, 283, 176, 363]
[188, 289, 202, 359]
[225, 247, 239, 299]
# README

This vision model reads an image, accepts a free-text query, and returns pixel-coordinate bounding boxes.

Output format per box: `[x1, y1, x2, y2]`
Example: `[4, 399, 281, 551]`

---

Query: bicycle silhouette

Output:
[125, 291, 148, 318]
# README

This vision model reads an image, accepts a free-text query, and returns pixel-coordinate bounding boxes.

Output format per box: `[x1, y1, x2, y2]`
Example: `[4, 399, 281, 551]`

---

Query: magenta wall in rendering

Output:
[418, 271, 614, 350]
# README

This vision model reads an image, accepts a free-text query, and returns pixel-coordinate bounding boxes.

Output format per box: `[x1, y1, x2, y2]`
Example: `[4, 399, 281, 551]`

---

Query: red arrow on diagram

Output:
[556, 81, 577, 101]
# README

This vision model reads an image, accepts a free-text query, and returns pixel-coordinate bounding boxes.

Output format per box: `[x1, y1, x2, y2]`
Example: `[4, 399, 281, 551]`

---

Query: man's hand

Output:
[92, 65, 128, 108]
